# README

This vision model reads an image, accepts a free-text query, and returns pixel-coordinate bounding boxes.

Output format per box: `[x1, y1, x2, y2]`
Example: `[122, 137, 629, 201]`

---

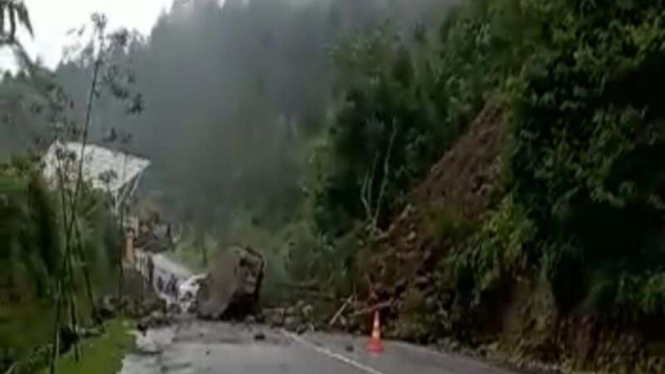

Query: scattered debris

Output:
[329, 297, 353, 327]
[137, 311, 171, 334]
[167, 302, 182, 315]
[295, 324, 309, 335]
[264, 308, 285, 327]
[284, 317, 297, 331]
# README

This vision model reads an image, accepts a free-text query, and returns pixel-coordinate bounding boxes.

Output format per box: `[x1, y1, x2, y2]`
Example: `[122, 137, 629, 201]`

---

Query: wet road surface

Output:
[119, 320, 518, 374]
[123, 254, 518, 374]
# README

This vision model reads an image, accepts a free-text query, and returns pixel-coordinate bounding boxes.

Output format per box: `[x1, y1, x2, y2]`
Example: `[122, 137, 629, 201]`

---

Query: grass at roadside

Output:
[0, 302, 54, 365]
[36, 319, 134, 374]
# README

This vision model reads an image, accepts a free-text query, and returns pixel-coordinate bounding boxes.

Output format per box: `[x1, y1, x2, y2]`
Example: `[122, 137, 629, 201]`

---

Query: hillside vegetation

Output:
[0, 158, 122, 374]
[289, 0, 665, 372]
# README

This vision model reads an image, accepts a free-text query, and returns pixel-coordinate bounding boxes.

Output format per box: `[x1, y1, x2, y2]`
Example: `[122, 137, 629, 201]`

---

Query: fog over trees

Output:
[42, 0, 443, 232]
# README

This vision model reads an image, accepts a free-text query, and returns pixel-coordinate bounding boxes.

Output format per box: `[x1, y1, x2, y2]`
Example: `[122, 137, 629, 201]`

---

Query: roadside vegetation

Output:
[304, 0, 665, 372]
[4, 0, 665, 373]
[0, 3, 142, 374]
[0, 158, 124, 373]
[35, 320, 133, 374]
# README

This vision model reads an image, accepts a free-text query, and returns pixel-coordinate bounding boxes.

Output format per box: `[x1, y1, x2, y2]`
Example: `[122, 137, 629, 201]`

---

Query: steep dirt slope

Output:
[361, 98, 506, 317]
[359, 98, 665, 374]
[413, 99, 505, 217]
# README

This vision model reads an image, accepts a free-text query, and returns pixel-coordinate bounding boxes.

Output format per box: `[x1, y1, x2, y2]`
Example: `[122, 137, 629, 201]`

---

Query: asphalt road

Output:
[119, 321, 518, 374]
[123, 254, 518, 374]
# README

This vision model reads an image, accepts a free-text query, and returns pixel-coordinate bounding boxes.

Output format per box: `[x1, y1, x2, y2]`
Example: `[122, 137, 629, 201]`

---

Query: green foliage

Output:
[0, 162, 60, 371]
[316, 12, 500, 234]
[616, 272, 665, 317]
[0, 159, 121, 372]
[313, 0, 556, 235]
[405, 0, 665, 321]
[0, 301, 53, 374]
[508, 0, 665, 315]
[35, 319, 133, 374]
[77, 188, 123, 295]
[0, 159, 61, 301]
[427, 207, 478, 245]
[450, 196, 535, 303]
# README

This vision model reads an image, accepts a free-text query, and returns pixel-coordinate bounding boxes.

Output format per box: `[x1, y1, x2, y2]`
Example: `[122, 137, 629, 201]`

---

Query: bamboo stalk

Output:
[49, 20, 106, 374]
[65, 252, 80, 361]
[74, 218, 103, 332]
[48, 282, 62, 374]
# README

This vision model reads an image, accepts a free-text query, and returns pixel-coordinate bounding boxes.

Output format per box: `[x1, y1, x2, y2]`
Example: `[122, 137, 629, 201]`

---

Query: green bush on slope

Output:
[0, 158, 121, 373]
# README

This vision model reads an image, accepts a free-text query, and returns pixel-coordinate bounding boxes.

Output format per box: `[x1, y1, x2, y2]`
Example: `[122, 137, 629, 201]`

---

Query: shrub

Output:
[450, 195, 535, 303]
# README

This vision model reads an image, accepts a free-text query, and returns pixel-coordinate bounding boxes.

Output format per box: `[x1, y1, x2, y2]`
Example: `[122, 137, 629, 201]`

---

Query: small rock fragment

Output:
[284, 316, 297, 330]
[167, 302, 181, 315]
[407, 231, 416, 242]
[296, 324, 308, 335]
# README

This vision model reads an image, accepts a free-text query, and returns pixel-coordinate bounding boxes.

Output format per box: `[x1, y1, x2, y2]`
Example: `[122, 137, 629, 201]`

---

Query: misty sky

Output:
[0, 0, 228, 70]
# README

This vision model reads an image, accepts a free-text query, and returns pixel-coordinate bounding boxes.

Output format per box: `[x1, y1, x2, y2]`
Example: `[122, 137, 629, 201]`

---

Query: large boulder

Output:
[196, 246, 265, 320]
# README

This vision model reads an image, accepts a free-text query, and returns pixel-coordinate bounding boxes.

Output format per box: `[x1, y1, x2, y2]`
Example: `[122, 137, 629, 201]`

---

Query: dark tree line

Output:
[49, 0, 444, 234]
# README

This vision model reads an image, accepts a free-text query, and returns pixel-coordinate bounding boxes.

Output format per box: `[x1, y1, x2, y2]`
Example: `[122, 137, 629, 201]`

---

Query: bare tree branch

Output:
[360, 120, 398, 233]
[373, 122, 398, 226]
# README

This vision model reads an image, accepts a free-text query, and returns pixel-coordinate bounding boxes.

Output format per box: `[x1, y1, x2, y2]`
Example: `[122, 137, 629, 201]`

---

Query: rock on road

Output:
[119, 320, 518, 374]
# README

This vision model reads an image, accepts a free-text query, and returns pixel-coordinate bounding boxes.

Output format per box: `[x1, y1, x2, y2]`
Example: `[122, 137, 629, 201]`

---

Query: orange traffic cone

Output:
[366, 310, 384, 353]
